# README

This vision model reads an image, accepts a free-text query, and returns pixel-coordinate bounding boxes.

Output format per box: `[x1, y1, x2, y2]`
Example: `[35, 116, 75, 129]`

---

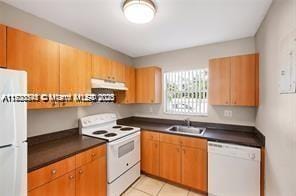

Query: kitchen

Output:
[0, 0, 295, 196]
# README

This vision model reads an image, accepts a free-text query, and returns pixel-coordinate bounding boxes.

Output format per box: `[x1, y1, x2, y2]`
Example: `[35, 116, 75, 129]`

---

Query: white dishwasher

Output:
[208, 141, 261, 196]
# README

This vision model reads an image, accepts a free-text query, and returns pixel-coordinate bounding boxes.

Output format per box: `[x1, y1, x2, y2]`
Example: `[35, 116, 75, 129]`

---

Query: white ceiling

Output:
[4, 0, 272, 57]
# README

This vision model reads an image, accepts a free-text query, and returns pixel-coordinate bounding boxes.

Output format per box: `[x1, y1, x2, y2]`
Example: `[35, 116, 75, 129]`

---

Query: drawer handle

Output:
[51, 169, 57, 175]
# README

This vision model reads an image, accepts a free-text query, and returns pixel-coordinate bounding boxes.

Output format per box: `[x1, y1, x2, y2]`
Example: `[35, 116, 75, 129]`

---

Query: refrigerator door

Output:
[0, 143, 27, 196]
[0, 69, 27, 146]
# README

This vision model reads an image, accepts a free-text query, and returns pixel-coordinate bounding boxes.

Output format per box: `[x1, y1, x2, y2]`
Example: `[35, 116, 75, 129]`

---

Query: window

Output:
[164, 69, 208, 115]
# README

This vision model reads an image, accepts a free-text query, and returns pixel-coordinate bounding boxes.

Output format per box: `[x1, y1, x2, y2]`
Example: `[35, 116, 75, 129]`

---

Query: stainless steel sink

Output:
[166, 125, 206, 136]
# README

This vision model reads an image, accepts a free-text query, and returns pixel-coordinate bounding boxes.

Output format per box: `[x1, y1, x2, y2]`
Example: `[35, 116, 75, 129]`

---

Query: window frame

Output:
[163, 68, 208, 116]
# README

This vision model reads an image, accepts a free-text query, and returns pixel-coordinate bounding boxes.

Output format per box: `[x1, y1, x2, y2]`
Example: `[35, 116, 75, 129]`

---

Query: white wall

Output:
[255, 0, 296, 195]
[132, 38, 257, 126]
[0, 2, 134, 137]
[1, 2, 260, 137]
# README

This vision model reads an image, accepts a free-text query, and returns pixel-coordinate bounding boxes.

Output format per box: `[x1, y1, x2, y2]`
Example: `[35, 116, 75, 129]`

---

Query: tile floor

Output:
[121, 175, 205, 196]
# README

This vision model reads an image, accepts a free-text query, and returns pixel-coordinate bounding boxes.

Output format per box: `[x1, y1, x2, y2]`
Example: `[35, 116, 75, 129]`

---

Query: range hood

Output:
[91, 79, 128, 90]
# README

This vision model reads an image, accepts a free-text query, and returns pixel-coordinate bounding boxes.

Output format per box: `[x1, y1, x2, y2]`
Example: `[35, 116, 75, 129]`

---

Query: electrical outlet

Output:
[224, 110, 233, 117]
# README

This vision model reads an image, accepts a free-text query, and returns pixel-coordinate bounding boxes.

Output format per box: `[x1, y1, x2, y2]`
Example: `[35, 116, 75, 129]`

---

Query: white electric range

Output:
[79, 113, 140, 196]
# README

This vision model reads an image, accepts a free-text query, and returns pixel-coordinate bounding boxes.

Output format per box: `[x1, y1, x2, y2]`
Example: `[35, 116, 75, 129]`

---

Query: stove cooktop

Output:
[82, 125, 140, 142]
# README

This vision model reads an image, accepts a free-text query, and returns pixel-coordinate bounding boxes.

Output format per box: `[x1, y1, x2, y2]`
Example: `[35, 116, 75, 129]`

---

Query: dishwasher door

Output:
[208, 141, 261, 196]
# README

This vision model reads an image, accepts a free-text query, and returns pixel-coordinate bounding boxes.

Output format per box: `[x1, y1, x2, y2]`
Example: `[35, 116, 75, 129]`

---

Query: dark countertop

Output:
[28, 128, 106, 172]
[118, 116, 265, 148]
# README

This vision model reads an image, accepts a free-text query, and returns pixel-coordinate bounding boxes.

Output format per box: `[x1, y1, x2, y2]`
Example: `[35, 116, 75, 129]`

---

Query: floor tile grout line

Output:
[132, 187, 154, 196]
[156, 182, 166, 196]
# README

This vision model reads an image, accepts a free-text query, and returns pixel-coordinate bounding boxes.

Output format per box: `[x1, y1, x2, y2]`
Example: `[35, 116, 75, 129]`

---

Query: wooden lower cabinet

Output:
[29, 171, 76, 196]
[76, 156, 106, 196]
[141, 139, 160, 176]
[181, 146, 207, 192]
[142, 131, 208, 192]
[28, 145, 106, 196]
[159, 142, 182, 183]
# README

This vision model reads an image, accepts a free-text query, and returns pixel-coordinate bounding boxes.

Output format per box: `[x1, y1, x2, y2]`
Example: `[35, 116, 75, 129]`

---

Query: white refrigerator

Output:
[0, 68, 27, 196]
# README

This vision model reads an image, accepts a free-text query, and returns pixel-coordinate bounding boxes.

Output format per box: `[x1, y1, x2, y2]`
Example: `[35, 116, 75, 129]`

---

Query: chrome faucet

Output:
[184, 118, 191, 127]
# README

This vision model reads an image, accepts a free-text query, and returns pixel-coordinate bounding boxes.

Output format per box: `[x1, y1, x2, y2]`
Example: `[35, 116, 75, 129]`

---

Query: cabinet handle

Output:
[51, 169, 57, 175]
[154, 143, 158, 148]
[182, 149, 186, 154]
[79, 170, 83, 174]
[69, 175, 75, 180]
[176, 148, 180, 152]
[91, 153, 96, 158]
[112, 77, 115, 80]
[151, 100, 154, 103]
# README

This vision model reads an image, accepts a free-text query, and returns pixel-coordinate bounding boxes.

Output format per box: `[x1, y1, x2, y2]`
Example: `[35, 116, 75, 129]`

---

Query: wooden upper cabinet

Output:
[136, 66, 162, 104]
[230, 54, 257, 106]
[6, 27, 60, 109]
[92, 55, 112, 81]
[209, 54, 259, 106]
[92, 55, 125, 82]
[60, 44, 91, 107]
[0, 24, 6, 68]
[125, 65, 136, 103]
[209, 57, 231, 105]
[116, 65, 136, 104]
[112, 60, 125, 82]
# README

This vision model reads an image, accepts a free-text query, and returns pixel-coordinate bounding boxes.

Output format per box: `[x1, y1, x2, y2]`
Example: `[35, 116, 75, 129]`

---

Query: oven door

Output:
[107, 132, 140, 183]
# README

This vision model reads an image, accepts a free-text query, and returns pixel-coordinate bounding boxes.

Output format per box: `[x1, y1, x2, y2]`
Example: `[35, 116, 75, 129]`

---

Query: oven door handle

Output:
[110, 132, 140, 145]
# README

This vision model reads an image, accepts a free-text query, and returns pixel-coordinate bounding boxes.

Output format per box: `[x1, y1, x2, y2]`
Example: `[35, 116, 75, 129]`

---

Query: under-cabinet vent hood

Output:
[91, 79, 128, 90]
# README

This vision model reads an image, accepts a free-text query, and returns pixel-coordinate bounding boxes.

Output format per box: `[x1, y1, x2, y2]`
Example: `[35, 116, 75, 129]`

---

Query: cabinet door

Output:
[116, 65, 135, 104]
[28, 171, 76, 196]
[92, 55, 112, 81]
[7, 27, 60, 109]
[230, 54, 256, 106]
[0, 24, 6, 67]
[136, 67, 161, 103]
[60, 44, 91, 107]
[181, 147, 207, 192]
[159, 142, 181, 183]
[76, 157, 107, 196]
[141, 139, 160, 176]
[112, 61, 125, 82]
[209, 57, 231, 105]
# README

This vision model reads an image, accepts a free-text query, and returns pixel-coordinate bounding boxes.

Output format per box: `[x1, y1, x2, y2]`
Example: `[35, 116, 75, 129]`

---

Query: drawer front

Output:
[159, 133, 181, 145]
[141, 130, 160, 141]
[76, 145, 106, 167]
[180, 136, 207, 150]
[28, 156, 76, 191]
[28, 171, 76, 196]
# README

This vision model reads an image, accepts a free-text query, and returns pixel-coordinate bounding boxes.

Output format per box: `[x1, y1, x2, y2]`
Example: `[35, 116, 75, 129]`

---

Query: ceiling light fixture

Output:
[123, 0, 156, 24]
